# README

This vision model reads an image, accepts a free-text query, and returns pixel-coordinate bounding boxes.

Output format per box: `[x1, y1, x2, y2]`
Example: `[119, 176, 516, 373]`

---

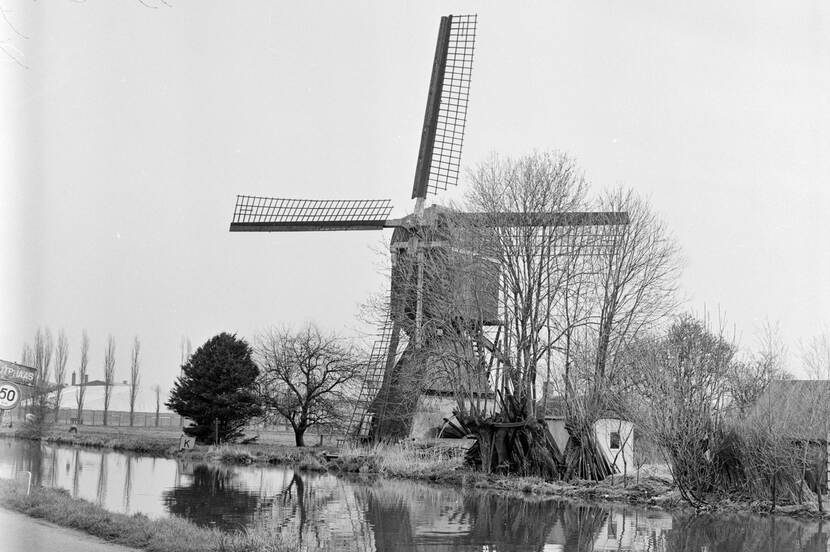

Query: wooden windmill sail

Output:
[229, 14, 628, 441]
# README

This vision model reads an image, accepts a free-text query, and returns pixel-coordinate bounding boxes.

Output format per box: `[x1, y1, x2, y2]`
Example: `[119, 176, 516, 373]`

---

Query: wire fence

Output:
[8, 407, 185, 428]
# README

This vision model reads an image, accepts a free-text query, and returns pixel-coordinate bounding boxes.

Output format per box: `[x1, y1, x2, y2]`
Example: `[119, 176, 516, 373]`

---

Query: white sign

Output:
[0, 382, 21, 410]
[0, 360, 36, 387]
[179, 434, 195, 451]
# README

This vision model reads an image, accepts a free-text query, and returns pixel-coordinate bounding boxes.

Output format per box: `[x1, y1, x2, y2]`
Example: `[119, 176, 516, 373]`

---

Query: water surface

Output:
[1, 438, 828, 551]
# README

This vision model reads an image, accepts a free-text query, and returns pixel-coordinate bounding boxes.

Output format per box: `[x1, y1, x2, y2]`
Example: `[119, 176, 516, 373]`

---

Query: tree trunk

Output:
[466, 419, 564, 479]
[295, 426, 307, 447]
[478, 426, 494, 473]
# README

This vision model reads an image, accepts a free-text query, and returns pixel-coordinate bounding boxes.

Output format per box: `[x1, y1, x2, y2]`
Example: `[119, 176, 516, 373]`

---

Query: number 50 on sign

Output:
[0, 383, 21, 410]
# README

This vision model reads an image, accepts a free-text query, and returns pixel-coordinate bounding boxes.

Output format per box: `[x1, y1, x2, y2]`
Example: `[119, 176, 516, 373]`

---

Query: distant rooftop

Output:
[748, 380, 830, 441]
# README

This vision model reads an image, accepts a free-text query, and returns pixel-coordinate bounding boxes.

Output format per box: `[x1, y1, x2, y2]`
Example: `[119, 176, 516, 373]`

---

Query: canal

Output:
[1, 438, 829, 551]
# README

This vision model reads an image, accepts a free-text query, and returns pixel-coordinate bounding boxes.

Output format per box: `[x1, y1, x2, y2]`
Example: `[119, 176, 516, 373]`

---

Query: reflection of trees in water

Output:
[164, 462, 364, 547]
[46, 445, 58, 487]
[123, 456, 133, 513]
[4, 439, 45, 486]
[29, 442, 44, 487]
[72, 449, 81, 497]
[355, 481, 619, 552]
[663, 513, 830, 552]
[463, 494, 575, 550]
[559, 503, 611, 550]
[357, 481, 419, 551]
[96, 452, 108, 506]
[262, 471, 361, 551]
[163, 464, 262, 531]
[352, 479, 567, 551]
[591, 508, 666, 551]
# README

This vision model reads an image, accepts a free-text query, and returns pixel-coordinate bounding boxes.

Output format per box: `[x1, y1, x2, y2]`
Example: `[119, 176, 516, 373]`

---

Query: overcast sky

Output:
[1, 1, 828, 405]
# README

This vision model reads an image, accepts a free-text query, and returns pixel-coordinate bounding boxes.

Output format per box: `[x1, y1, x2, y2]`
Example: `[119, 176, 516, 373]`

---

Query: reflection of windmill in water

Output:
[229, 15, 627, 441]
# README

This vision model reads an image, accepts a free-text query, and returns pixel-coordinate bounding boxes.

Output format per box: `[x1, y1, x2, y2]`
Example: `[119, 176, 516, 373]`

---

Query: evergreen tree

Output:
[167, 333, 262, 443]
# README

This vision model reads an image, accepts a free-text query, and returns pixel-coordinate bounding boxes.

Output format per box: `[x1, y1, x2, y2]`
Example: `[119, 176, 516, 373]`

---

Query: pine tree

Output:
[167, 333, 262, 444]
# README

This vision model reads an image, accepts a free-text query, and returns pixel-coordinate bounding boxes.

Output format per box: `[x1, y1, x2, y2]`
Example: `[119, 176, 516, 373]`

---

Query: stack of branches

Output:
[560, 392, 619, 481]
[460, 392, 564, 479]
[563, 416, 614, 481]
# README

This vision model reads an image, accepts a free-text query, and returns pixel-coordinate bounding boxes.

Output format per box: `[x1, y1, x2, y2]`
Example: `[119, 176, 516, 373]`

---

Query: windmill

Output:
[229, 14, 628, 441]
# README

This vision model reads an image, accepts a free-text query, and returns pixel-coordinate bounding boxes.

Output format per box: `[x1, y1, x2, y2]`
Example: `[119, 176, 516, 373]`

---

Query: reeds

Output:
[335, 441, 466, 477]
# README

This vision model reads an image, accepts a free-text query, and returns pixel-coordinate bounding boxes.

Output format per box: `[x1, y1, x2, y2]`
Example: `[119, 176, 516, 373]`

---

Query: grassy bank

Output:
[0, 426, 181, 456]
[0, 425, 337, 459]
[0, 480, 298, 552]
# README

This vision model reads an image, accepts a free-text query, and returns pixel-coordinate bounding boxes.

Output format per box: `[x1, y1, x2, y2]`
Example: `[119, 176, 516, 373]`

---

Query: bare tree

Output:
[256, 324, 363, 446]
[632, 315, 735, 508]
[632, 433, 657, 486]
[76, 331, 90, 423]
[20, 343, 33, 366]
[179, 336, 191, 428]
[464, 152, 588, 422]
[727, 321, 790, 415]
[548, 190, 681, 480]
[153, 384, 161, 427]
[579, 189, 681, 393]
[53, 330, 69, 423]
[737, 381, 825, 511]
[180, 336, 192, 366]
[801, 329, 830, 379]
[34, 328, 54, 383]
[26, 328, 55, 435]
[0, 4, 30, 69]
[103, 335, 116, 426]
[19, 343, 33, 423]
[128, 337, 141, 426]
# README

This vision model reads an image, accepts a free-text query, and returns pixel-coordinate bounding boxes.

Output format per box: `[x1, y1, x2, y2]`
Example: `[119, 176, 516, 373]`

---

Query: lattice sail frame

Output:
[229, 196, 393, 232]
[481, 213, 630, 259]
[412, 14, 477, 199]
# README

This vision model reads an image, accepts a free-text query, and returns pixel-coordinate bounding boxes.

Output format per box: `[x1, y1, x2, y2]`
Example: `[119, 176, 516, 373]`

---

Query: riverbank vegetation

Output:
[0, 479, 298, 552]
[629, 316, 830, 513]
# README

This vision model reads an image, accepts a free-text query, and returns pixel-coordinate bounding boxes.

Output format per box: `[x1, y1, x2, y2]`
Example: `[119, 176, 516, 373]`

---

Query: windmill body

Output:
[229, 14, 628, 441]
